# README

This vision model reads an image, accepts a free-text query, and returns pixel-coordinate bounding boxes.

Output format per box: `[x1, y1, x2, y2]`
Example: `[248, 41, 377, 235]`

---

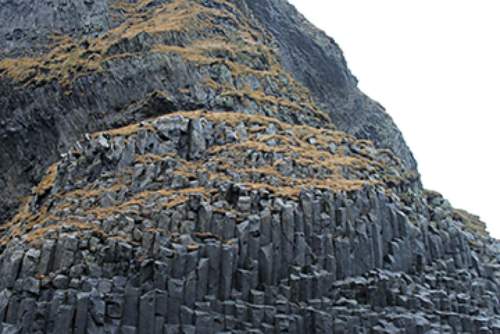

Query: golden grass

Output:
[90, 111, 392, 189]
[86, 187, 210, 219]
[0, 35, 103, 87]
[0, 0, 326, 124]
[453, 209, 489, 237]
[91, 122, 155, 138]
[0, 0, 404, 251]
[0, 99, 406, 249]
[54, 183, 127, 201]
[23, 220, 104, 244]
[34, 163, 58, 196]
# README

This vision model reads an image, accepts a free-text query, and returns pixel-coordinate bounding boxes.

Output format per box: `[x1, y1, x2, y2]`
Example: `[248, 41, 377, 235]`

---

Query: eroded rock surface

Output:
[0, 0, 417, 222]
[243, 0, 418, 171]
[0, 112, 498, 333]
[0, 0, 498, 333]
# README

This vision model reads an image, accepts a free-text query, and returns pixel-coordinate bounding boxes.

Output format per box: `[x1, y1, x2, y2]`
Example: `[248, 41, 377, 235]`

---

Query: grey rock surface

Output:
[0, 0, 497, 333]
[0, 112, 496, 333]
[0, 0, 417, 223]
[243, 0, 418, 171]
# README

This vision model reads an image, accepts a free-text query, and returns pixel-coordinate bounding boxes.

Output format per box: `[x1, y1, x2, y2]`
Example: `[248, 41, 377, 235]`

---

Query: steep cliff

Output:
[0, 0, 417, 223]
[0, 0, 498, 333]
[243, 0, 418, 171]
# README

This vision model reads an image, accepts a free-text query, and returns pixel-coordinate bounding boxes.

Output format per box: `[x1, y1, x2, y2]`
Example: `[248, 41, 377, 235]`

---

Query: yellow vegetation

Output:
[34, 163, 58, 196]
[0, 0, 326, 123]
[453, 209, 489, 237]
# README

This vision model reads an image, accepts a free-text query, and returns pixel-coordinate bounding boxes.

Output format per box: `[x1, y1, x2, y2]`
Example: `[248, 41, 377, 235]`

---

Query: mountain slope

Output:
[0, 0, 417, 223]
[242, 0, 418, 171]
[0, 0, 498, 333]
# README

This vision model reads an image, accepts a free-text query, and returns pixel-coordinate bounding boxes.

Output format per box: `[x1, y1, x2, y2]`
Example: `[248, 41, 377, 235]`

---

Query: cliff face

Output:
[0, 0, 498, 333]
[243, 0, 418, 171]
[0, 0, 417, 223]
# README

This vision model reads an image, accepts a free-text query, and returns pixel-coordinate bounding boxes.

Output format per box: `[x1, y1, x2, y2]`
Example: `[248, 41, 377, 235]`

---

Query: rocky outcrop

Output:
[0, 0, 417, 223]
[0, 0, 329, 221]
[0, 0, 498, 333]
[0, 112, 497, 333]
[242, 0, 418, 171]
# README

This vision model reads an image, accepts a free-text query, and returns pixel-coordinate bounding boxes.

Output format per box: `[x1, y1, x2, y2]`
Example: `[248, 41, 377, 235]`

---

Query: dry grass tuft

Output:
[34, 163, 58, 196]
[453, 209, 489, 237]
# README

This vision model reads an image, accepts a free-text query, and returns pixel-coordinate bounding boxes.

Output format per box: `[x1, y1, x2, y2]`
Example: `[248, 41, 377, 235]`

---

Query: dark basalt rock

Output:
[0, 111, 495, 333]
[0, 0, 416, 223]
[0, 0, 497, 333]
[242, 0, 418, 171]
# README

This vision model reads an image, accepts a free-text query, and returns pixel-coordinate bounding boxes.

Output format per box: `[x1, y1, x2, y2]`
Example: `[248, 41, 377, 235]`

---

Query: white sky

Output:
[288, 0, 500, 238]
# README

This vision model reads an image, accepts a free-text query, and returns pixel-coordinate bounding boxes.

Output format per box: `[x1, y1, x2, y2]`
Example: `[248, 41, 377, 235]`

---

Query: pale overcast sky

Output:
[288, 0, 500, 238]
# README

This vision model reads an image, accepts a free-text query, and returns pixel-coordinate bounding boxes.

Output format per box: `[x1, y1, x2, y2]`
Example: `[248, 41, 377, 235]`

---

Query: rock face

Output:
[0, 0, 417, 222]
[0, 0, 497, 333]
[242, 0, 418, 171]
